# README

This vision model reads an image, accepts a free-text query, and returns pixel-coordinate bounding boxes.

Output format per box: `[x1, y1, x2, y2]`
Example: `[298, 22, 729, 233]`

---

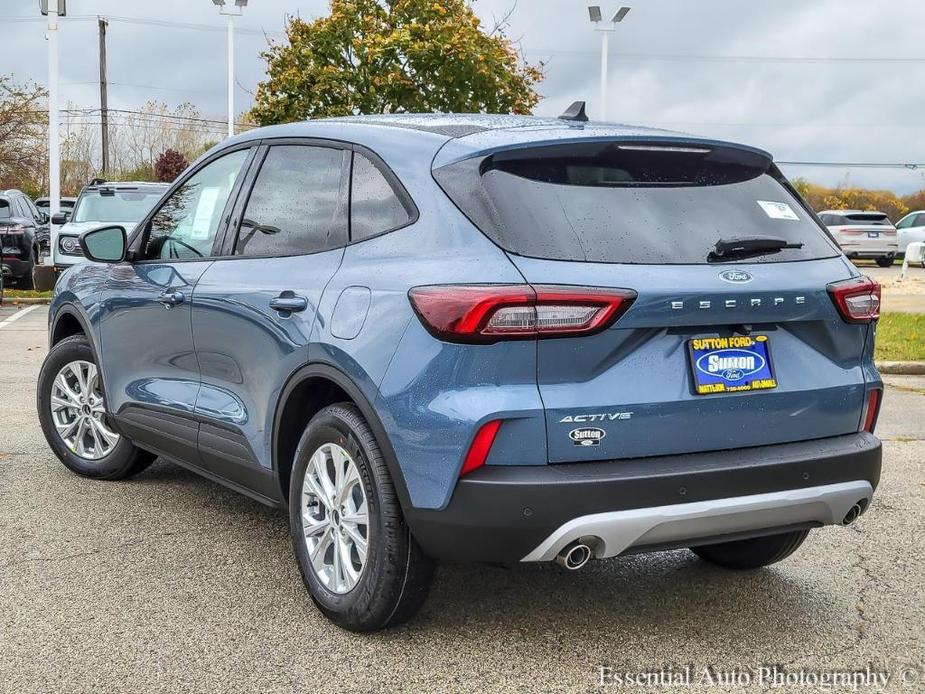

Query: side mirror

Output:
[79, 225, 127, 263]
[39, 212, 50, 225]
[51, 212, 69, 225]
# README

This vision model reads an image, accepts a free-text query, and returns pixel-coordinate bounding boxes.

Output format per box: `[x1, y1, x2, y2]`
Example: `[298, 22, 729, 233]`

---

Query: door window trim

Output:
[128, 142, 258, 264]
[220, 137, 352, 261]
[346, 143, 419, 245]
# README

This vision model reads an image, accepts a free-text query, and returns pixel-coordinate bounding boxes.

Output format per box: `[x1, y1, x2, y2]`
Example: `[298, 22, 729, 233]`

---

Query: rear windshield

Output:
[434, 142, 839, 264]
[843, 213, 891, 225]
[72, 189, 163, 224]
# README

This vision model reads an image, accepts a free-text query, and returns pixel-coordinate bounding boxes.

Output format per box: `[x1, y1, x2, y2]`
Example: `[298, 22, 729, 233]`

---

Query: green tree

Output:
[251, 0, 543, 124]
[0, 76, 47, 195]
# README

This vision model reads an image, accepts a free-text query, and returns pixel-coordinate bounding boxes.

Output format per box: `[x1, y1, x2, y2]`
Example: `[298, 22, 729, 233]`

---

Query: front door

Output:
[99, 147, 252, 463]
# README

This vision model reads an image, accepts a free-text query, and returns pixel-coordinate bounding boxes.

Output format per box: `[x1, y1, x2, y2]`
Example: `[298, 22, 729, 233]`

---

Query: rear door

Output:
[435, 140, 872, 463]
[190, 141, 350, 494]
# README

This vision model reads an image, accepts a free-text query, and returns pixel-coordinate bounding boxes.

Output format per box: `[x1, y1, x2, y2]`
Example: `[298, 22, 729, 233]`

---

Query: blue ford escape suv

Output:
[37, 111, 883, 632]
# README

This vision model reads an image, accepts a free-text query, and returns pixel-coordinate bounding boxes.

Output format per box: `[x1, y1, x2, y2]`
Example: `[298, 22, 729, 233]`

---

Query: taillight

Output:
[408, 284, 636, 343]
[0, 225, 27, 236]
[861, 388, 882, 433]
[460, 419, 502, 476]
[827, 276, 880, 323]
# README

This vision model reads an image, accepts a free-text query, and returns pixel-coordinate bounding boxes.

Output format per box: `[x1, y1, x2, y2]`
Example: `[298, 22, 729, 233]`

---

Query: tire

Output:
[690, 529, 810, 570]
[289, 403, 434, 632]
[37, 334, 155, 480]
[875, 256, 894, 268]
[18, 250, 36, 289]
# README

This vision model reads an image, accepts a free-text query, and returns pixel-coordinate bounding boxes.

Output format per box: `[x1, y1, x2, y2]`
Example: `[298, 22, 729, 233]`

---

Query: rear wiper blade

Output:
[708, 235, 803, 262]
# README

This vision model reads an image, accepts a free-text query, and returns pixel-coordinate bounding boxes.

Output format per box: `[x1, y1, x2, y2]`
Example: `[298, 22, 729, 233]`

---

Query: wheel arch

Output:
[50, 305, 90, 346]
[48, 305, 114, 401]
[272, 362, 413, 513]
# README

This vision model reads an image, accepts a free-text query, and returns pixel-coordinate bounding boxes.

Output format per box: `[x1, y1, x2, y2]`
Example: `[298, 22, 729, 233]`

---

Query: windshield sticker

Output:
[757, 200, 800, 221]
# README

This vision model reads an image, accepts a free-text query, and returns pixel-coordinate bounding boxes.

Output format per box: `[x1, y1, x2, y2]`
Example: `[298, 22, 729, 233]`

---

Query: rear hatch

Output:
[434, 137, 874, 462]
[829, 212, 897, 249]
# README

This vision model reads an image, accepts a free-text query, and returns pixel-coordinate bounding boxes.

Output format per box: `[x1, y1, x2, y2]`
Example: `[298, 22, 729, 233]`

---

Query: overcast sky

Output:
[2, 0, 924, 192]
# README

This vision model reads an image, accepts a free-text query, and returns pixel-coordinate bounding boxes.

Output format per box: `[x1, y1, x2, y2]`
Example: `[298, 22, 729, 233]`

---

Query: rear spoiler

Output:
[433, 130, 774, 171]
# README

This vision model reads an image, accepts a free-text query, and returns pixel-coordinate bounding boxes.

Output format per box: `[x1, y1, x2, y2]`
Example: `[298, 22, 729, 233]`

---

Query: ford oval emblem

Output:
[719, 270, 753, 284]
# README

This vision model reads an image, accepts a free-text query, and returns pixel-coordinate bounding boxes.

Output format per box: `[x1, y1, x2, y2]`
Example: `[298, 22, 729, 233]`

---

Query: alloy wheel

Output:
[301, 442, 370, 594]
[50, 360, 120, 460]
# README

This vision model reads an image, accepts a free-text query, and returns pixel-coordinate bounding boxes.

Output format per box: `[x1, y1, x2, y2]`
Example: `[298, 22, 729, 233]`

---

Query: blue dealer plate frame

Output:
[688, 335, 778, 395]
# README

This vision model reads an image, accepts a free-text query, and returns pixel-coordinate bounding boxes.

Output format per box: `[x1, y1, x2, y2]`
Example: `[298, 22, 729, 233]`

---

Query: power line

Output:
[0, 14, 281, 37]
[524, 49, 925, 65]
[5, 14, 924, 64]
[778, 161, 924, 170]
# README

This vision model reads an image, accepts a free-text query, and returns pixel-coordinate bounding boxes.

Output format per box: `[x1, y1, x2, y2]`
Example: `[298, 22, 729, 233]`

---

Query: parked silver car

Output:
[818, 210, 898, 267]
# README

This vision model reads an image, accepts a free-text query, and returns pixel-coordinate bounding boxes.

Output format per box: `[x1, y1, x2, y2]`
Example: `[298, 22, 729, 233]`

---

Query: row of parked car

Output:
[820, 209, 925, 267]
[0, 181, 167, 295]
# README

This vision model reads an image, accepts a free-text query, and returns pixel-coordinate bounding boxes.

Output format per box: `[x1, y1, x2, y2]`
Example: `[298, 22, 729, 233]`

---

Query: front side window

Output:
[235, 145, 347, 257]
[350, 152, 412, 241]
[144, 149, 249, 261]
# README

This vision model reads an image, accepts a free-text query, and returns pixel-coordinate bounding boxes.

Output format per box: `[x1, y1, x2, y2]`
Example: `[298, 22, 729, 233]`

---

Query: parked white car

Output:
[894, 210, 925, 266]
[52, 181, 168, 271]
[818, 210, 898, 267]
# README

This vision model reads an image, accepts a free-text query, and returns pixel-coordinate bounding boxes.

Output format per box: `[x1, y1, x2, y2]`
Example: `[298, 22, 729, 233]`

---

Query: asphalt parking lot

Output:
[1, 305, 923, 693]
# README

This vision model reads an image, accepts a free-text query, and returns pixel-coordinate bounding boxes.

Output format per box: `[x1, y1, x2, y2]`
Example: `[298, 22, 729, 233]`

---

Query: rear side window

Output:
[350, 152, 413, 241]
[0, 200, 10, 219]
[235, 145, 348, 257]
[434, 142, 839, 264]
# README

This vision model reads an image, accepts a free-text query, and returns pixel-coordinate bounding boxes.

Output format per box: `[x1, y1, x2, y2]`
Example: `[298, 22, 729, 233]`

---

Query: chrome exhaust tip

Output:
[841, 502, 864, 526]
[555, 542, 593, 570]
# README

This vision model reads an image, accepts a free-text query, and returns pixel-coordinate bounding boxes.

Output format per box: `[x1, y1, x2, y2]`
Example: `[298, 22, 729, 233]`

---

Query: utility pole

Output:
[98, 17, 109, 176]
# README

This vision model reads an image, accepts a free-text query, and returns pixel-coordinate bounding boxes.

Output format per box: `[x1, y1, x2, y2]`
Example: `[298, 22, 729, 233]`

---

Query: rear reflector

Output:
[408, 284, 636, 343]
[827, 276, 881, 323]
[460, 420, 502, 477]
[862, 388, 882, 433]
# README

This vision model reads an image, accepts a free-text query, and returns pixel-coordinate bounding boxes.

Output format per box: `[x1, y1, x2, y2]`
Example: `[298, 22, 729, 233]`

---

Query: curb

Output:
[877, 361, 925, 375]
[0, 298, 51, 305]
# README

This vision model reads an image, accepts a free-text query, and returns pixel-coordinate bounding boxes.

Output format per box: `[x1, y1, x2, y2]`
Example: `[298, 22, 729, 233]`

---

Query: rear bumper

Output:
[1, 257, 31, 278]
[406, 432, 881, 563]
[842, 249, 896, 258]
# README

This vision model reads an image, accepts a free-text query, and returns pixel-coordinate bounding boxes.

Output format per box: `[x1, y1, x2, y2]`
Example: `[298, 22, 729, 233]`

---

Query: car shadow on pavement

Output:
[130, 458, 837, 651]
[420, 555, 823, 643]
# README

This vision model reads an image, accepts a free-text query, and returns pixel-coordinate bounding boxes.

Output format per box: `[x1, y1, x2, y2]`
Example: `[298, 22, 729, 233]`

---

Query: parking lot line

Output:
[0, 305, 41, 330]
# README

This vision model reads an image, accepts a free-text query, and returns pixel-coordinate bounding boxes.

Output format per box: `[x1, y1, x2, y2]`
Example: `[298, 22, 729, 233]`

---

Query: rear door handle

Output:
[157, 290, 186, 308]
[269, 293, 308, 314]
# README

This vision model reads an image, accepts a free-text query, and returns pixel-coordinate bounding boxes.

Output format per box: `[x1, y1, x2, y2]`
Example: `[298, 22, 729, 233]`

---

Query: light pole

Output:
[587, 6, 631, 122]
[212, 0, 247, 138]
[40, 0, 66, 271]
